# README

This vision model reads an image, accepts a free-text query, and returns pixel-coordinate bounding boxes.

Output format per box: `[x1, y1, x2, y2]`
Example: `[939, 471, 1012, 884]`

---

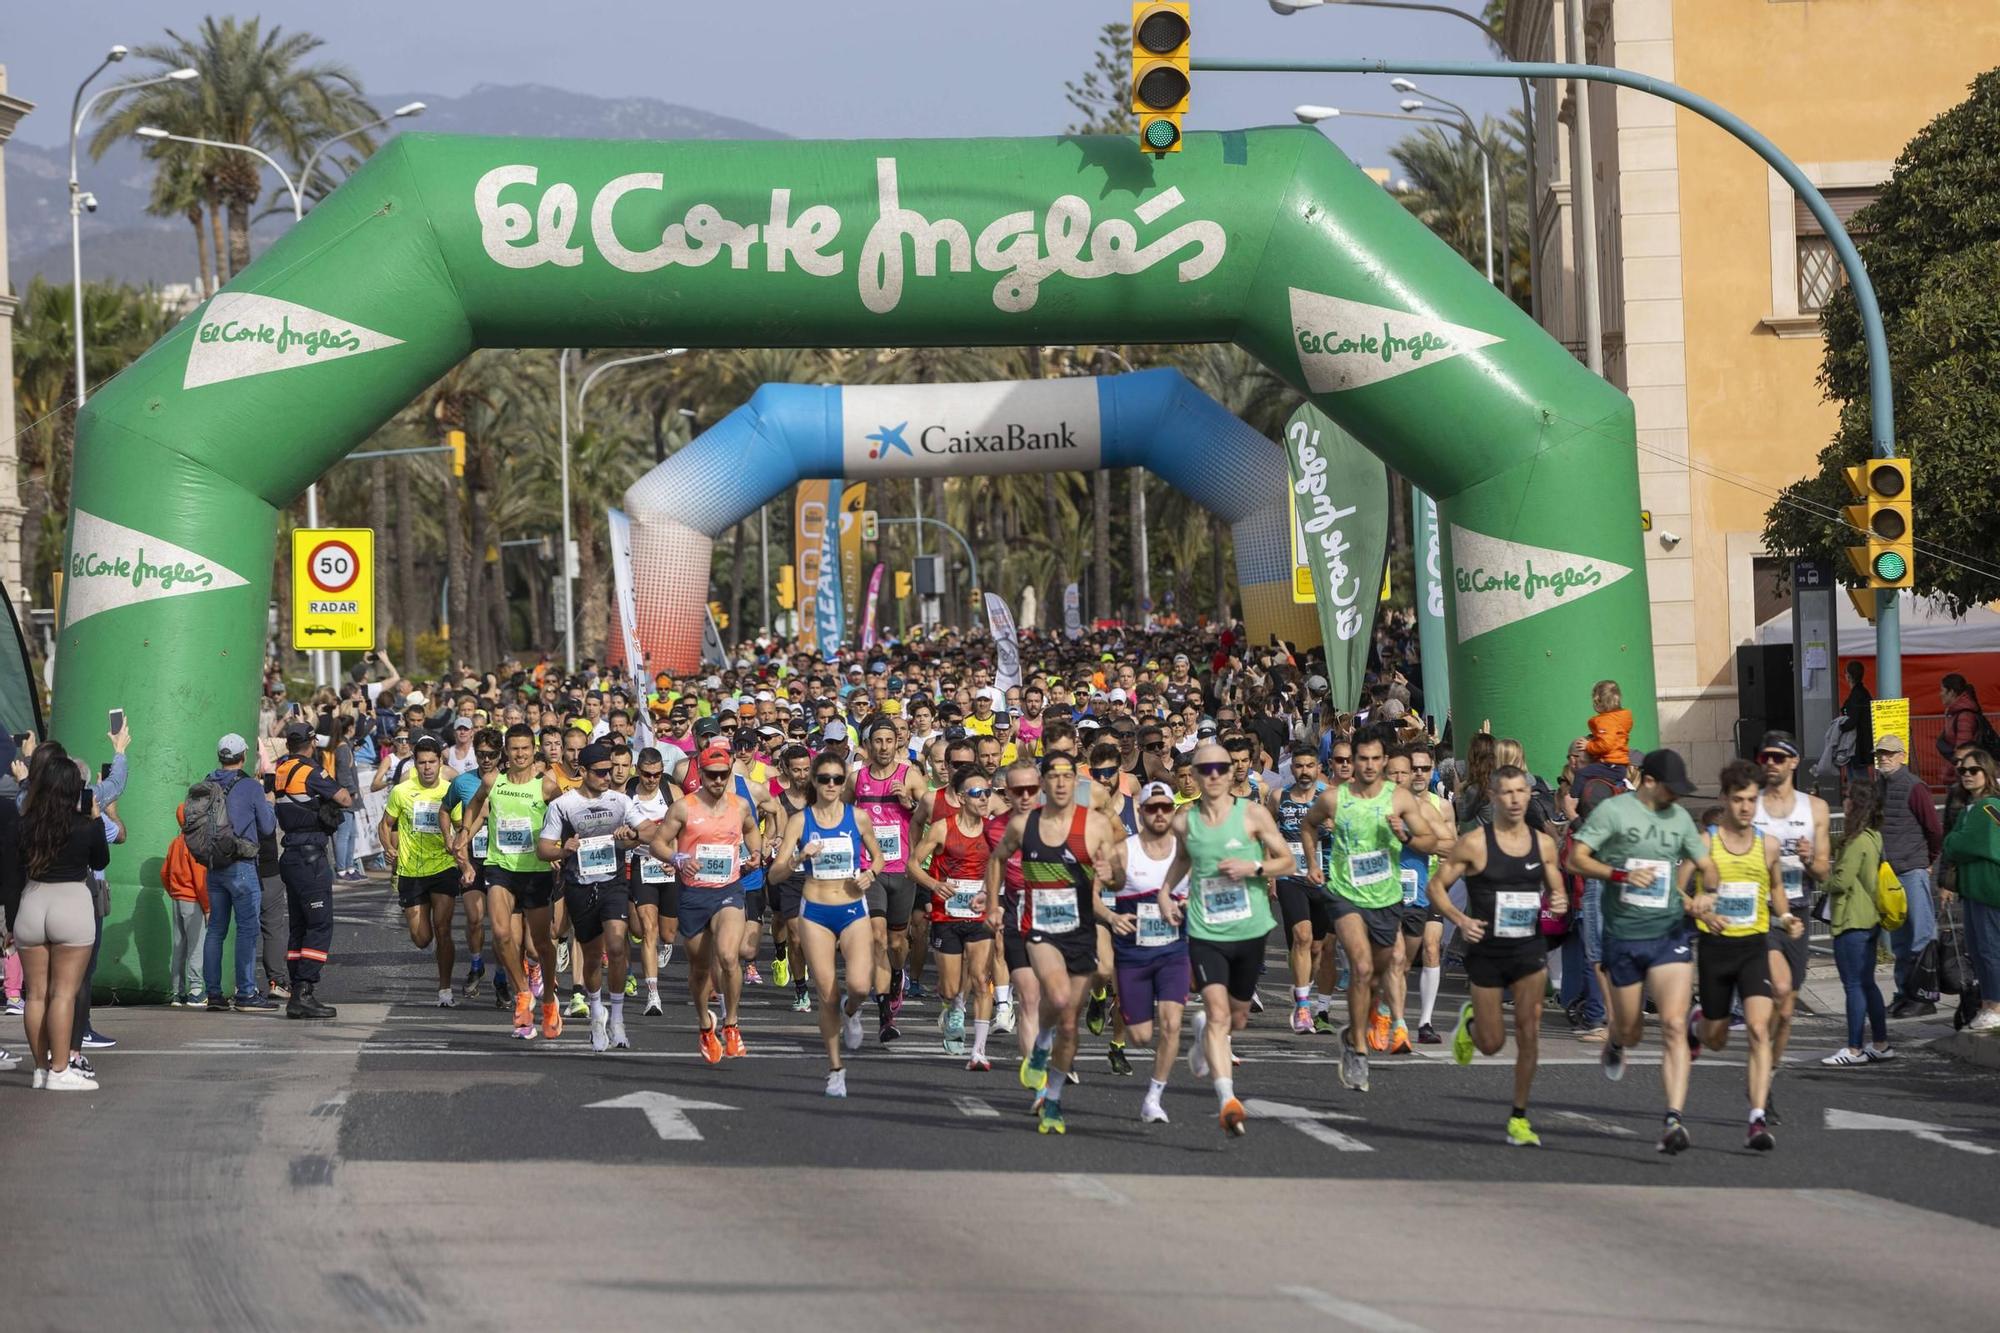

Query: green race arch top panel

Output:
[55, 128, 1652, 995]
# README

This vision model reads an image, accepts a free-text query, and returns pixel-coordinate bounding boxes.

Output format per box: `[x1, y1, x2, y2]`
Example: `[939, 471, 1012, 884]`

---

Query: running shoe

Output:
[590, 1006, 610, 1054]
[624, 974, 638, 998]
[943, 1035, 967, 1058]
[1219, 1097, 1248, 1136]
[555, 938, 572, 974]
[1658, 1116, 1690, 1156]
[658, 943, 673, 970]
[1368, 1004, 1393, 1052]
[722, 1024, 747, 1058]
[1338, 1032, 1371, 1093]
[1506, 1116, 1542, 1148]
[525, 957, 544, 999]
[1417, 1022, 1441, 1045]
[1085, 988, 1109, 1036]
[698, 1021, 723, 1064]
[611, 1017, 631, 1050]
[540, 1001, 563, 1041]
[1107, 1042, 1133, 1076]
[943, 1006, 967, 1044]
[567, 991, 589, 1018]
[494, 969, 512, 1009]
[994, 1001, 1017, 1035]
[1020, 1046, 1050, 1091]
[744, 964, 763, 987]
[879, 1014, 901, 1044]
[904, 976, 926, 1001]
[1248, 992, 1265, 1014]
[643, 992, 664, 1017]
[965, 1056, 992, 1072]
[1140, 1097, 1170, 1125]
[1451, 1001, 1476, 1066]
[463, 959, 484, 999]
[843, 1008, 864, 1052]
[236, 991, 278, 1011]
[1037, 1100, 1067, 1135]
[1602, 1039, 1627, 1082]
[0, 1049, 18, 1071]
[1188, 1023, 1211, 1079]
[793, 990, 814, 1014]
[1685, 1009, 1703, 1061]
[437, 989, 457, 1009]
[1746, 1116, 1775, 1152]
[81, 1029, 117, 1050]
[1312, 1010, 1338, 1036]
[1389, 1022, 1413, 1055]
[1291, 1002, 1313, 1035]
[5, 998, 23, 1016]
[512, 992, 536, 1039]
[773, 956, 790, 989]
[826, 1068, 848, 1098]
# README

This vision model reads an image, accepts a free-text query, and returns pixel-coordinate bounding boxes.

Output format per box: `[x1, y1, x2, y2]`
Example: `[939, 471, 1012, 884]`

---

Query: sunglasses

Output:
[1757, 751, 1792, 763]
[1144, 742, 1166, 752]
[637, 768, 665, 780]
[701, 768, 732, 779]
[1141, 802, 1175, 814]
[1194, 762, 1231, 777]
[963, 787, 991, 799]
[814, 773, 846, 785]
[1007, 783, 1040, 795]
[1331, 754, 1353, 764]
[587, 766, 613, 778]
[1959, 766, 1984, 776]
[1091, 767, 1118, 781]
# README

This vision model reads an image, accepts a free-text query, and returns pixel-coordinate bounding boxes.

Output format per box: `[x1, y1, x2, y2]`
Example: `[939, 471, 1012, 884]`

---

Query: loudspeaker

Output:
[1735, 644, 1795, 736]
[914, 554, 945, 597]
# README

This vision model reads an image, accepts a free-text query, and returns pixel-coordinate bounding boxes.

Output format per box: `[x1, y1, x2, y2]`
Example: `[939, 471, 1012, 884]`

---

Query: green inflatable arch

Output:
[56, 129, 1652, 995]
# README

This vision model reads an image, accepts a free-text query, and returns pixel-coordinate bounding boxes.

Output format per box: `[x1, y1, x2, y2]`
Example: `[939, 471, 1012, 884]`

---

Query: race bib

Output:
[1135, 900, 1177, 948]
[1716, 881, 1761, 928]
[812, 834, 855, 880]
[1349, 849, 1392, 887]
[1779, 853, 1806, 901]
[943, 876, 983, 920]
[695, 841, 736, 882]
[1620, 858, 1673, 910]
[496, 816, 533, 855]
[1286, 839, 1306, 866]
[1033, 886, 1080, 932]
[1199, 875, 1252, 925]
[875, 823, 903, 862]
[411, 800, 441, 835]
[639, 855, 670, 884]
[470, 826, 488, 860]
[1493, 890, 1540, 939]
[576, 835, 616, 877]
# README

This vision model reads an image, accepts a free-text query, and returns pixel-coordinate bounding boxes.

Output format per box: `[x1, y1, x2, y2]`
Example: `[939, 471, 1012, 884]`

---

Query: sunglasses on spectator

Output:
[1959, 765, 1984, 775]
[1757, 750, 1792, 763]
[1144, 741, 1166, 753]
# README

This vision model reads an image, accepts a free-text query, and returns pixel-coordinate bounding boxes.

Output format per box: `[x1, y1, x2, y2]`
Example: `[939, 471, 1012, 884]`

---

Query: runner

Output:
[1166, 742, 1292, 1135]
[1566, 748, 1720, 1153]
[1431, 765, 1568, 1147]
[1692, 759, 1799, 1151]
[1750, 729, 1830, 1125]
[984, 749, 1124, 1135]
[768, 750, 883, 1097]
[852, 718, 925, 1039]
[907, 764, 1000, 1065]
[535, 743, 648, 1052]
[1301, 726, 1444, 1092]
[442, 728, 500, 1002]
[460, 724, 563, 1039]
[989, 758, 1042, 1048]
[1269, 741, 1330, 1034]
[647, 743, 764, 1062]
[378, 736, 463, 1007]
[1380, 746, 1454, 1051]
[729, 728, 782, 988]
[769, 743, 815, 1012]
[625, 747, 675, 1018]
[1109, 781, 1191, 1123]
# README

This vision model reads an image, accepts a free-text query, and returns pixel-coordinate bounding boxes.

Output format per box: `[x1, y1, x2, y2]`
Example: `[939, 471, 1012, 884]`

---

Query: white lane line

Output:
[952, 1095, 1001, 1118]
[310, 1089, 350, 1117]
[1245, 1099, 1373, 1152]
[1546, 1110, 1637, 1137]
[1056, 1173, 1130, 1206]
[1280, 1284, 1433, 1332]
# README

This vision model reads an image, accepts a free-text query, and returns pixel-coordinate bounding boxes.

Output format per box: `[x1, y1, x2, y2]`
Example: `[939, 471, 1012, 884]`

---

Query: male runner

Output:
[536, 743, 648, 1052]
[989, 758, 1041, 1044]
[1269, 741, 1330, 1033]
[1433, 766, 1568, 1147]
[1109, 782, 1190, 1123]
[379, 736, 463, 1007]
[443, 728, 500, 1000]
[1377, 747, 1454, 1052]
[1693, 759, 1800, 1151]
[852, 718, 925, 1037]
[461, 724, 564, 1039]
[625, 747, 675, 1017]
[770, 743, 815, 1011]
[648, 743, 763, 1062]
[1750, 729, 1829, 1125]
[1301, 726, 1443, 1092]
[1567, 748, 1719, 1154]
[1400, 743, 1454, 1043]
[907, 764, 999, 1065]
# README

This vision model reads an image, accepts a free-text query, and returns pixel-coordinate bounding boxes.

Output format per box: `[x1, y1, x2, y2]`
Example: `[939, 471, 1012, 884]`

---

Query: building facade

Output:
[0, 68, 31, 606]
[1505, 0, 2000, 776]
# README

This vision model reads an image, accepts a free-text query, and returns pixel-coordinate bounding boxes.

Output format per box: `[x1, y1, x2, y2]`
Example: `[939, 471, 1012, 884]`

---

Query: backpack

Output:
[181, 772, 258, 869]
[1874, 861, 1908, 932]
[1974, 710, 2000, 758]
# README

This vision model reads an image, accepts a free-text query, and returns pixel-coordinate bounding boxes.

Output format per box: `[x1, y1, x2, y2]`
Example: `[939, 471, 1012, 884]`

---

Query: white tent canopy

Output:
[1755, 592, 2000, 657]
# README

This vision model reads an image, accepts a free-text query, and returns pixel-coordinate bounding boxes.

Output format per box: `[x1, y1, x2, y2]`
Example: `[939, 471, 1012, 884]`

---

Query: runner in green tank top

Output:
[459, 724, 566, 1041]
[1161, 742, 1294, 1137]
[1301, 726, 1444, 1094]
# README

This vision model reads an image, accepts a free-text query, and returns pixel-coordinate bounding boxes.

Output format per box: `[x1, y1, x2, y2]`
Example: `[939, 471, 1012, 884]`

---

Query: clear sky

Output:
[3, 0, 1513, 170]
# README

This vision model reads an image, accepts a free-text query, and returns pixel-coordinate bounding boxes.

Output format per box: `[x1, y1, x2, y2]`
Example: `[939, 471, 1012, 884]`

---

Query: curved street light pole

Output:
[297, 101, 426, 201]
[1299, 104, 1494, 280]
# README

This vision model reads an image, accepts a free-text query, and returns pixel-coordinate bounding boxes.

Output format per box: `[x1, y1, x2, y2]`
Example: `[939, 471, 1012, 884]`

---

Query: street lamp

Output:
[1296, 101, 1493, 279]
[70, 51, 199, 410]
[137, 126, 304, 218]
[1395, 85, 1495, 286]
[298, 101, 425, 200]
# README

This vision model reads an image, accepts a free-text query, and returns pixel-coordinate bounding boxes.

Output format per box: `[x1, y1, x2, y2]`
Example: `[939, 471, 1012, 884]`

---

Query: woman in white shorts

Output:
[15, 745, 108, 1091]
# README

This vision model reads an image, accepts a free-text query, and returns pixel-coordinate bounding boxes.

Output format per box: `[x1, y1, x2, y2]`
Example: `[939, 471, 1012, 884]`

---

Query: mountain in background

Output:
[7, 83, 787, 290]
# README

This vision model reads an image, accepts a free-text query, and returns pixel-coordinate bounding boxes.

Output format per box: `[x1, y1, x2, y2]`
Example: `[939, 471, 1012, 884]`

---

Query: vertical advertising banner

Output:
[813, 504, 845, 656]
[860, 563, 885, 650]
[1411, 486, 1450, 731]
[839, 482, 868, 624]
[794, 480, 835, 635]
[1282, 404, 1388, 710]
[701, 606, 729, 667]
[984, 591, 1022, 691]
[606, 507, 646, 691]
[1063, 581, 1082, 641]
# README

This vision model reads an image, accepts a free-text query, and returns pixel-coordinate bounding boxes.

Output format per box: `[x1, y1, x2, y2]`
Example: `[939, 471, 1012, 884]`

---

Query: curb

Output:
[1928, 1030, 2000, 1071]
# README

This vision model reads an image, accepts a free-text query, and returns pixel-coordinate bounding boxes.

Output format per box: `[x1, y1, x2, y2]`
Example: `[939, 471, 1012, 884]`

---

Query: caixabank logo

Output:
[842, 380, 1103, 478]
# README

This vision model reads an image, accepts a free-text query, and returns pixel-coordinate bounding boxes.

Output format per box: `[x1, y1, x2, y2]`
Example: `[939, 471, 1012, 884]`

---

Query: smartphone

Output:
[100, 762, 113, 782]
[107, 708, 124, 735]
[261, 773, 276, 795]
[10, 733, 26, 749]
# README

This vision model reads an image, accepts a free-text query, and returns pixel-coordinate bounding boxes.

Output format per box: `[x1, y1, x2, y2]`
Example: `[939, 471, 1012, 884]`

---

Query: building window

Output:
[1795, 187, 1879, 313]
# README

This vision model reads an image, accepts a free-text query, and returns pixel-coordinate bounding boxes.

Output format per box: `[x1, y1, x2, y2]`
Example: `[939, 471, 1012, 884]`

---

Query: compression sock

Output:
[1293, 985, 1311, 1003]
[1044, 1072, 1065, 1106]
[996, 984, 1012, 1009]
[888, 968, 905, 1000]
[610, 993, 624, 1023]
[972, 1020, 990, 1061]
[1419, 965, 1442, 1026]
[1215, 1077, 1235, 1109]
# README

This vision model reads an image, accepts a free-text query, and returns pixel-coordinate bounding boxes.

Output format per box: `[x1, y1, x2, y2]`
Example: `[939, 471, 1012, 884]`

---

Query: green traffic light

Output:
[1873, 550, 1908, 582]
[1143, 119, 1180, 150]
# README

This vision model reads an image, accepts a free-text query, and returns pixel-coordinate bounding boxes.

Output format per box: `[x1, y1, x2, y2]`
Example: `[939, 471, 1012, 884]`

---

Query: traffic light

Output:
[1130, 3, 1190, 155]
[1843, 458, 1913, 590]
[777, 564, 796, 610]
[447, 428, 467, 478]
[861, 510, 879, 542]
[894, 570, 912, 599]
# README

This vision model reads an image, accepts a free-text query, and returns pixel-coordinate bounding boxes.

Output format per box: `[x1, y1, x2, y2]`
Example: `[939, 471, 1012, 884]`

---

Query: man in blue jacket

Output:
[204, 732, 277, 1011]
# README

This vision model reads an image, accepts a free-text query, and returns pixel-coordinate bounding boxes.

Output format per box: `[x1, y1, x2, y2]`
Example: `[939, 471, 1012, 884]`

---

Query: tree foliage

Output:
[1761, 70, 2000, 611]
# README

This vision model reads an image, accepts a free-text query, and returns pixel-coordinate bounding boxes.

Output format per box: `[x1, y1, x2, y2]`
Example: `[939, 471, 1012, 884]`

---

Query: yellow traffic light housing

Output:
[447, 428, 467, 478]
[894, 570, 913, 600]
[1842, 458, 1913, 590]
[1131, 3, 1190, 155]
[777, 565, 797, 610]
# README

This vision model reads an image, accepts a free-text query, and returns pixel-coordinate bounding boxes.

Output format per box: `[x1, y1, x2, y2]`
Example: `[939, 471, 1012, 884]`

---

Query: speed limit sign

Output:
[291, 527, 375, 651]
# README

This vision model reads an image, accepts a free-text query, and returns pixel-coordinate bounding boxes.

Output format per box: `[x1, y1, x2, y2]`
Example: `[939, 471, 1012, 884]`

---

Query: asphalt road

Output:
[7, 876, 1999, 1332]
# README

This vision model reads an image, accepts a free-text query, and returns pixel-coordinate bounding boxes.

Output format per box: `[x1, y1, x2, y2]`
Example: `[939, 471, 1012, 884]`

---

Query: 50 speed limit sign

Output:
[291, 527, 375, 651]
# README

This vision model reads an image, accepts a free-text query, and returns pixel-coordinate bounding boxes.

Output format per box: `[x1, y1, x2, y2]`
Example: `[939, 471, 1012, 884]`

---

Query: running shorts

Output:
[1189, 933, 1267, 1002]
[1276, 877, 1334, 940]
[1699, 932, 1774, 1018]
[1331, 895, 1402, 950]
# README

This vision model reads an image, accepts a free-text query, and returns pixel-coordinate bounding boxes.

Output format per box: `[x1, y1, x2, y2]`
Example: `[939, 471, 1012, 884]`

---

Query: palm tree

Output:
[91, 17, 378, 277]
[144, 144, 218, 297]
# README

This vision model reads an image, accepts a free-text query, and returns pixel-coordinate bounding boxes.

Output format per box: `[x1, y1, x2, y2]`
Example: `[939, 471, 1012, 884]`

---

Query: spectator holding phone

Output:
[15, 742, 108, 1089]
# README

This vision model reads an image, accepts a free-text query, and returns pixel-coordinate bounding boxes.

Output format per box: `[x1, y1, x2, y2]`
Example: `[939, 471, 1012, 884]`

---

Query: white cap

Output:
[404, 691, 428, 708]
[703, 675, 722, 689]
[1109, 688, 1128, 702]
[1137, 780, 1176, 805]
[756, 690, 775, 701]
[217, 732, 248, 759]
[823, 720, 849, 741]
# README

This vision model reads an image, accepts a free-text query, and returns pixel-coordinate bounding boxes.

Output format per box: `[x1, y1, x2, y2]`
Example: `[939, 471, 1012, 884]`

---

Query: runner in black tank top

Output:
[1429, 766, 1566, 1148]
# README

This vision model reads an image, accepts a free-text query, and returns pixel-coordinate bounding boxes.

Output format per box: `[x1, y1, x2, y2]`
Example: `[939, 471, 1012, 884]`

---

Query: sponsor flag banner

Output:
[606, 508, 647, 690]
[813, 497, 845, 656]
[794, 481, 834, 629]
[701, 606, 729, 667]
[1063, 581, 1082, 641]
[1412, 487, 1451, 730]
[1281, 404, 1388, 710]
[839, 483, 868, 623]
[984, 591, 1022, 691]
[860, 563, 885, 650]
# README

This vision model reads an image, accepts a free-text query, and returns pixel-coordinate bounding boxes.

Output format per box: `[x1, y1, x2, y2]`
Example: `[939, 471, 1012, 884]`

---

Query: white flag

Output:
[984, 592, 1021, 691]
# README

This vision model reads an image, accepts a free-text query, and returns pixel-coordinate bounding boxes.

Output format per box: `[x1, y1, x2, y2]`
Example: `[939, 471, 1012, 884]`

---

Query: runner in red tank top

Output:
[907, 764, 1000, 1069]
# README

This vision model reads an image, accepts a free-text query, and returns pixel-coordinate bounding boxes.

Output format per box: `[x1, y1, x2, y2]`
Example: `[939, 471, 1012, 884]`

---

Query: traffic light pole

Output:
[878, 516, 980, 608]
[1194, 53, 1902, 696]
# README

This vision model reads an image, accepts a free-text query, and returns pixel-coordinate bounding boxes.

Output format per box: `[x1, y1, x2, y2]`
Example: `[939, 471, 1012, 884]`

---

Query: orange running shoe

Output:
[540, 999, 563, 1041]
[698, 1020, 723, 1064]
[1390, 1022, 1414, 1055]
[722, 1024, 747, 1058]
[1367, 1005, 1393, 1052]
[513, 991, 536, 1038]
[1219, 1097, 1248, 1136]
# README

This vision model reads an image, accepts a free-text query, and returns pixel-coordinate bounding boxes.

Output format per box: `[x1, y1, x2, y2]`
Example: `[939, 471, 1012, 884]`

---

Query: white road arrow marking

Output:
[1825, 1107, 1997, 1156]
[587, 1090, 737, 1142]
[1245, 1098, 1373, 1152]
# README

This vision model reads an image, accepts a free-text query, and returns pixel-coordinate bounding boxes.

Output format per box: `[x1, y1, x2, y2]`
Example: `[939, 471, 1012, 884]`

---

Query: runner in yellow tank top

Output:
[1692, 761, 1801, 1152]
